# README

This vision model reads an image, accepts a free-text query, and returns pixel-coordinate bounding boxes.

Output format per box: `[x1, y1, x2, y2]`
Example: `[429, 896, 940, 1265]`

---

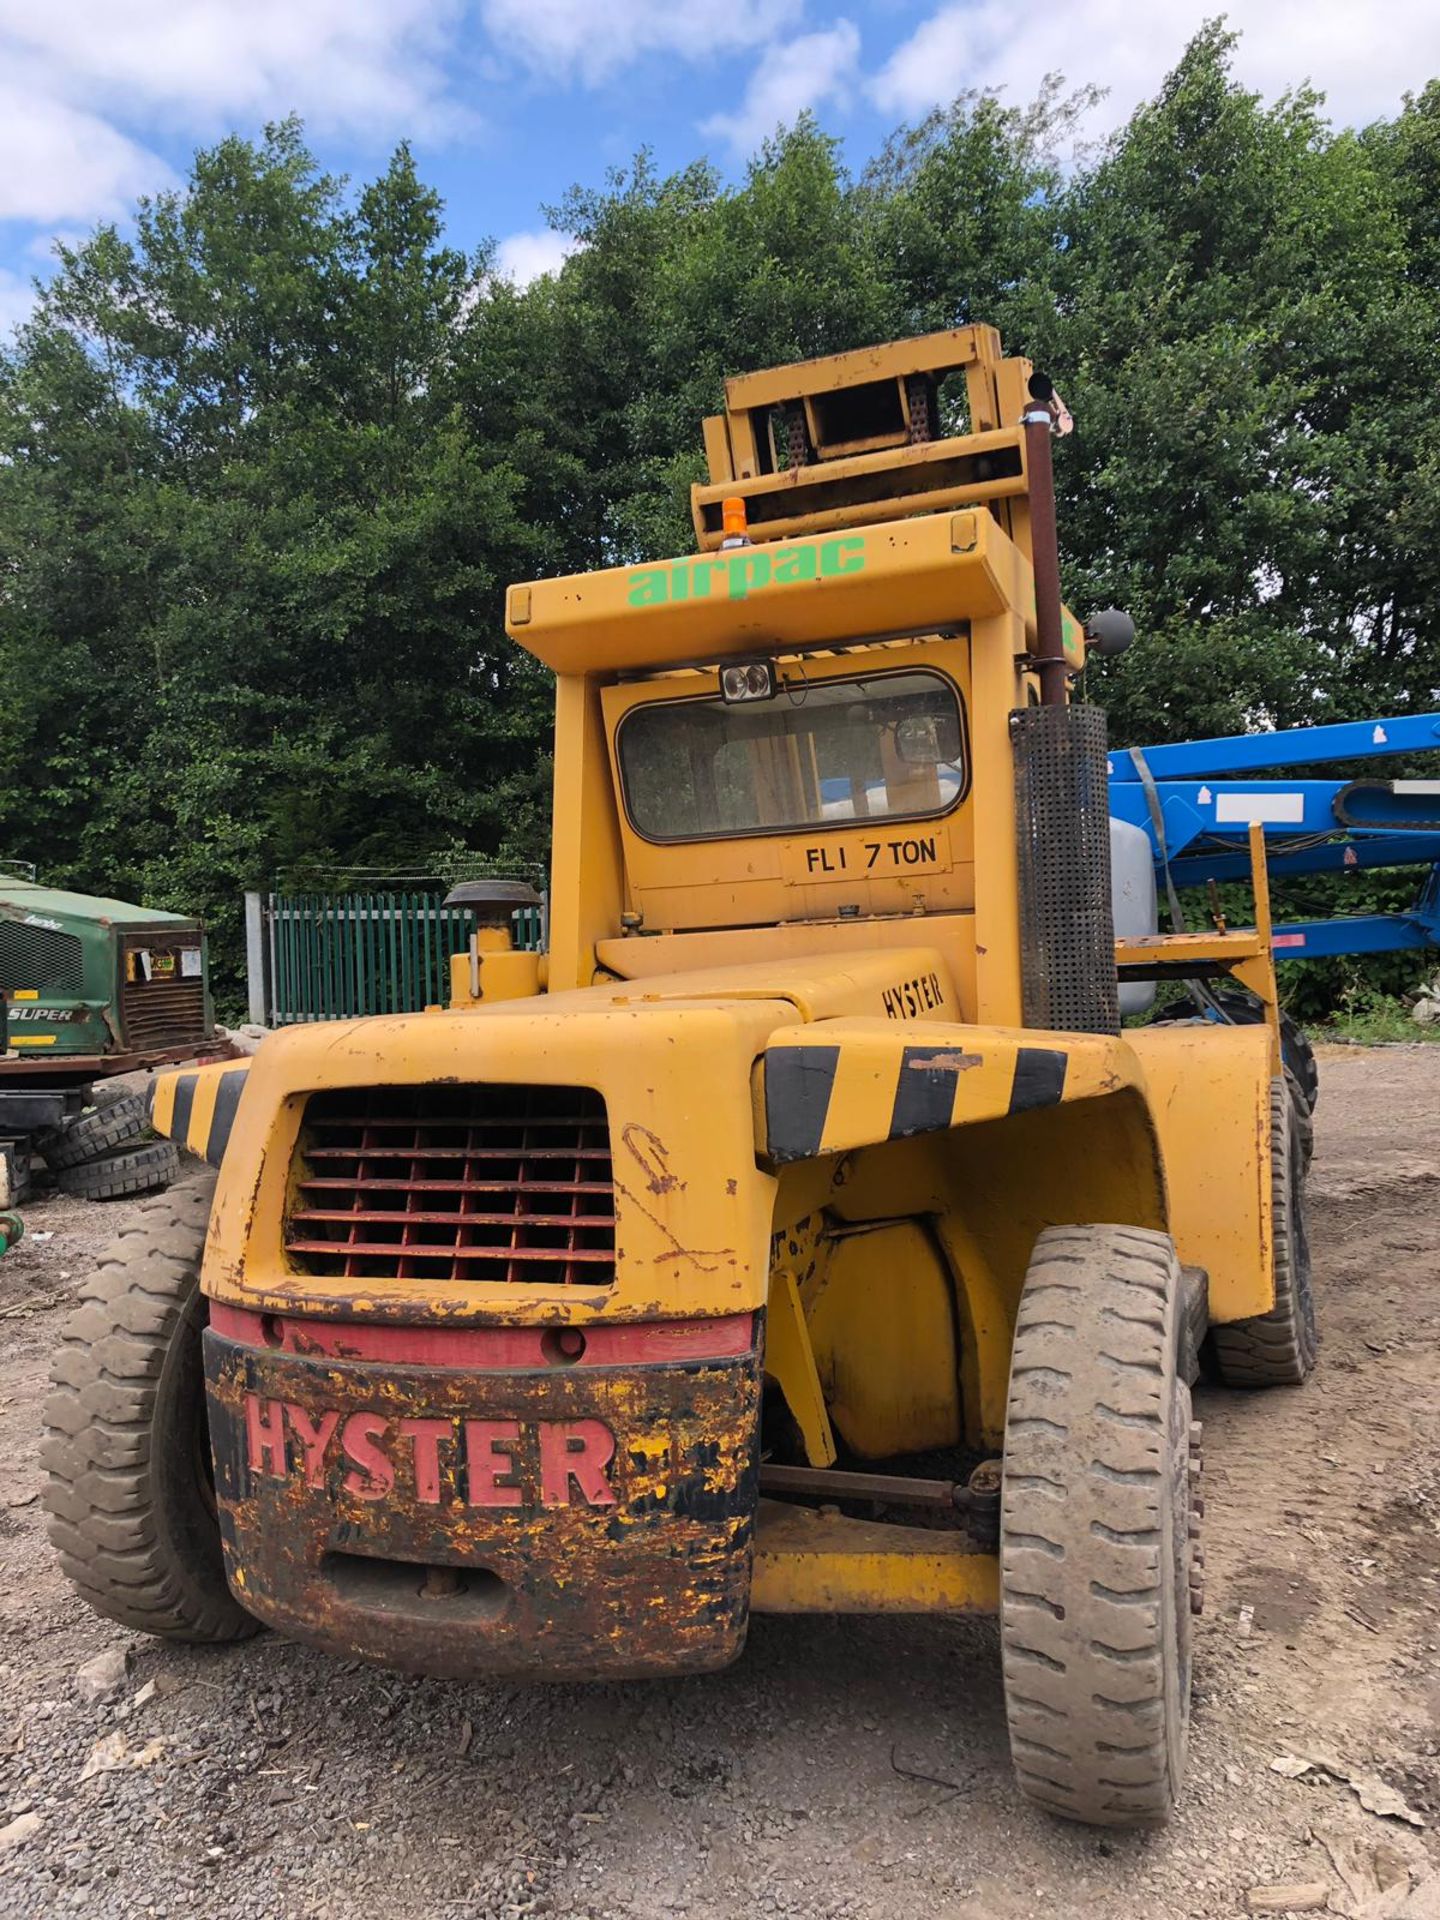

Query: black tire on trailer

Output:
[42, 1091, 152, 1170]
[55, 1140, 180, 1201]
[1210, 1080, 1318, 1387]
[1001, 1223, 1198, 1828]
[41, 1178, 258, 1643]
[34, 1081, 130, 1160]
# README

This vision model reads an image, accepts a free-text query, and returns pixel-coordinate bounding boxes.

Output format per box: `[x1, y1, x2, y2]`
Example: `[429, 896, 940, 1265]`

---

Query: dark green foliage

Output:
[0, 124, 550, 1002]
[2, 32, 1439, 1013]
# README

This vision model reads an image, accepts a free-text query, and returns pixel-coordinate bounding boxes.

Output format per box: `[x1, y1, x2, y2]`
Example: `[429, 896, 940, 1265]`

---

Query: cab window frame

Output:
[612, 664, 971, 848]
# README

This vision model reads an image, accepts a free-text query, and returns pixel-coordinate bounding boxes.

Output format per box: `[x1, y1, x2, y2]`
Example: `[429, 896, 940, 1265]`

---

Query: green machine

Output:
[0, 875, 217, 1199]
[0, 876, 216, 1137]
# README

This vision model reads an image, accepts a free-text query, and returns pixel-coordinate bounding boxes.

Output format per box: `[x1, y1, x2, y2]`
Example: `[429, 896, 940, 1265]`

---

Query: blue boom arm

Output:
[1110, 712, 1440, 963]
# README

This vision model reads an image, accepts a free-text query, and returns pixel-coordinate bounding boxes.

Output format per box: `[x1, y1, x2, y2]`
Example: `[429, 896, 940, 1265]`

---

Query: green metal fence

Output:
[263, 892, 544, 1025]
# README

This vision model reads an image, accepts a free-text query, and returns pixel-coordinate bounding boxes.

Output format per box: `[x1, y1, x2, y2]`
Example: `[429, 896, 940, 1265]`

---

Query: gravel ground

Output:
[0, 1046, 1438, 1919]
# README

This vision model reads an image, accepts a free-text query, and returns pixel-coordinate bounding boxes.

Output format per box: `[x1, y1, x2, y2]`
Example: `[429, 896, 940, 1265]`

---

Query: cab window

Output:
[617, 669, 965, 843]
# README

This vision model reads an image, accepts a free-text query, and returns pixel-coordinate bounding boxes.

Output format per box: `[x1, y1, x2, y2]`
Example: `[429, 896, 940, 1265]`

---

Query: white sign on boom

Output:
[1213, 792, 1306, 825]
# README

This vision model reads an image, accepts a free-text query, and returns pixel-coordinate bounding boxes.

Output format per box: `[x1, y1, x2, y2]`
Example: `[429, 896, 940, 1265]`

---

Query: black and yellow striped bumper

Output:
[756, 1020, 1141, 1165]
[148, 1061, 252, 1168]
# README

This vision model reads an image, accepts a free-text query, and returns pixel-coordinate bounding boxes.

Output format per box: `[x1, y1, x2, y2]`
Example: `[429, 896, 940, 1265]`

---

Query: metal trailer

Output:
[1108, 711, 1440, 963]
[0, 876, 216, 1074]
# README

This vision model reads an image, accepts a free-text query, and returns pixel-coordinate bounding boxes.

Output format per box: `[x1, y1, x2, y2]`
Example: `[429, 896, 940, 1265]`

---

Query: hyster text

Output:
[881, 970, 946, 1019]
[242, 1396, 619, 1510]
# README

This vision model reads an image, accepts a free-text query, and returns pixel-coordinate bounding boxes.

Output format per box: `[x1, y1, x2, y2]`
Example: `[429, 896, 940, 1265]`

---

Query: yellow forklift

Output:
[42, 328, 1313, 1827]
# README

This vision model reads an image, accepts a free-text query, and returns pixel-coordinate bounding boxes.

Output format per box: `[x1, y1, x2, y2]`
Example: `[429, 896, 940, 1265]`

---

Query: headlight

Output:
[719, 661, 776, 703]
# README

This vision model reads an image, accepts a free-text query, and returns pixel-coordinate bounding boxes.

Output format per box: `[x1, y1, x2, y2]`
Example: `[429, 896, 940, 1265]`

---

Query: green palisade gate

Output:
[267, 893, 544, 1025]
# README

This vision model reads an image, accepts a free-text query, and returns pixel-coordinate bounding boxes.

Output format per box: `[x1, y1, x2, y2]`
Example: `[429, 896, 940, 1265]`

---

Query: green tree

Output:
[3, 33, 1439, 1020]
[1033, 26, 1438, 741]
[0, 123, 546, 1003]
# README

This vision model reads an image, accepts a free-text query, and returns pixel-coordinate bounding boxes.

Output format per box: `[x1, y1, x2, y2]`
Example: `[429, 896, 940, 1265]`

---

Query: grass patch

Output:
[1308, 984, 1440, 1046]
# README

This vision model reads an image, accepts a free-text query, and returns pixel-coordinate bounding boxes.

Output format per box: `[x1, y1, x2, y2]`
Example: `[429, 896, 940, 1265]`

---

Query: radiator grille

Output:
[0, 919, 84, 992]
[286, 1083, 616, 1286]
[119, 935, 209, 1049]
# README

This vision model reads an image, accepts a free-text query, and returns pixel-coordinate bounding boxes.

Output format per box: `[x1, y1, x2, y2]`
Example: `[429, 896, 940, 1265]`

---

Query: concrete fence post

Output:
[244, 891, 269, 1026]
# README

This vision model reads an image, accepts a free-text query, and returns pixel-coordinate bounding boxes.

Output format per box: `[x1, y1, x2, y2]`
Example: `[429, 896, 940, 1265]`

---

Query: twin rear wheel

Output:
[1211, 1080, 1318, 1386]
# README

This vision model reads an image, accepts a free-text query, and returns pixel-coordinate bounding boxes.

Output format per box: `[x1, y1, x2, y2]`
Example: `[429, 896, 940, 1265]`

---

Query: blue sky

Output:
[1, 0, 1437, 329]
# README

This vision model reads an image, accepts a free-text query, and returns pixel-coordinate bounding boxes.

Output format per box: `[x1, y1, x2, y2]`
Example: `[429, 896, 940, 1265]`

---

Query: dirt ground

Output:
[0, 1045, 1437, 1919]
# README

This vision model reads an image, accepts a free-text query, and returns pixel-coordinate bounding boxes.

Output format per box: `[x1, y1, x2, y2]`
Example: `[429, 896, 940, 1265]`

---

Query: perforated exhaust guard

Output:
[1012, 704, 1120, 1035]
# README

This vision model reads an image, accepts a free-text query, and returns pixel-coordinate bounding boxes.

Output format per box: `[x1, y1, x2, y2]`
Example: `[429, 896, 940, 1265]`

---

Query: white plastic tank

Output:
[1111, 817, 1157, 1018]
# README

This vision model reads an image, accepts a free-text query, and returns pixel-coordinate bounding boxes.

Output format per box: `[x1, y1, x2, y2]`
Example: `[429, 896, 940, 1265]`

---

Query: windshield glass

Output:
[618, 669, 965, 842]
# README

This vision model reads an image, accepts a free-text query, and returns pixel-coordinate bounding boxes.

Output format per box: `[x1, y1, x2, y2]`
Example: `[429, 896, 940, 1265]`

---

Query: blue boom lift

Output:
[1110, 710, 1440, 964]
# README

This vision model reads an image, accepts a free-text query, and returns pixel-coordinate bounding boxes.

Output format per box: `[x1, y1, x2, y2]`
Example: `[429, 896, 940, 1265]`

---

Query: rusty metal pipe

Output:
[758, 1461, 1002, 1551]
[1022, 383, 1070, 707]
[760, 1463, 959, 1510]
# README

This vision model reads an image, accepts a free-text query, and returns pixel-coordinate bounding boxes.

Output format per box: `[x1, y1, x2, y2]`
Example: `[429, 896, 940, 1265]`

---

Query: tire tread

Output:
[1211, 1081, 1318, 1387]
[55, 1141, 180, 1202]
[42, 1092, 152, 1171]
[40, 1182, 258, 1644]
[1002, 1223, 1193, 1828]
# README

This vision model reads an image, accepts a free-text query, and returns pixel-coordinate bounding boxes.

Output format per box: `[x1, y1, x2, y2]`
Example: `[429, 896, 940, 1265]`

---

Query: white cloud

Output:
[0, 0, 468, 231]
[0, 0, 463, 135]
[492, 227, 577, 284]
[872, 0, 1440, 134]
[871, 4, 982, 119]
[0, 76, 173, 225]
[702, 21, 861, 156]
[477, 0, 802, 86]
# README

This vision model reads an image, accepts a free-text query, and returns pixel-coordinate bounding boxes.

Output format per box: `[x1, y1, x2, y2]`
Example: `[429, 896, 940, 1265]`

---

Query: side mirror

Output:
[1084, 608, 1136, 658]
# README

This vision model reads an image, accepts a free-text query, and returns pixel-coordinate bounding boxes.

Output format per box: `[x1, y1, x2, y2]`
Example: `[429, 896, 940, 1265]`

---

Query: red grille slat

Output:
[285, 1240, 617, 1264]
[285, 1083, 615, 1288]
[292, 1209, 618, 1228]
[298, 1176, 613, 1196]
[302, 1145, 611, 1162]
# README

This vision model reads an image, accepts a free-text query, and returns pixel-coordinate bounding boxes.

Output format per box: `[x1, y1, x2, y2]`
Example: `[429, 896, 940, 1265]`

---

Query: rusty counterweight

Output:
[203, 1321, 763, 1682]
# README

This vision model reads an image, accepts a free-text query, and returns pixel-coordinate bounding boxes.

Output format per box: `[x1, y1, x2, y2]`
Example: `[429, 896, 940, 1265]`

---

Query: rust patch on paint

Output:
[904, 1050, 983, 1074]
[612, 1177, 735, 1276]
[621, 1123, 686, 1195]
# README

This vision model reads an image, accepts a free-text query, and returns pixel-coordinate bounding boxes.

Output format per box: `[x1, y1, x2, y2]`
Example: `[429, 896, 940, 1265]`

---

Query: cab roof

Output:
[505, 509, 1039, 677]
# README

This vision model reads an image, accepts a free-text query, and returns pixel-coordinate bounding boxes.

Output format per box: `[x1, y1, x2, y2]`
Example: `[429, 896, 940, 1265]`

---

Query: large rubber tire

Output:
[1001, 1223, 1197, 1828]
[41, 1179, 258, 1643]
[42, 1091, 151, 1171]
[1211, 1080, 1318, 1387]
[55, 1139, 179, 1201]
